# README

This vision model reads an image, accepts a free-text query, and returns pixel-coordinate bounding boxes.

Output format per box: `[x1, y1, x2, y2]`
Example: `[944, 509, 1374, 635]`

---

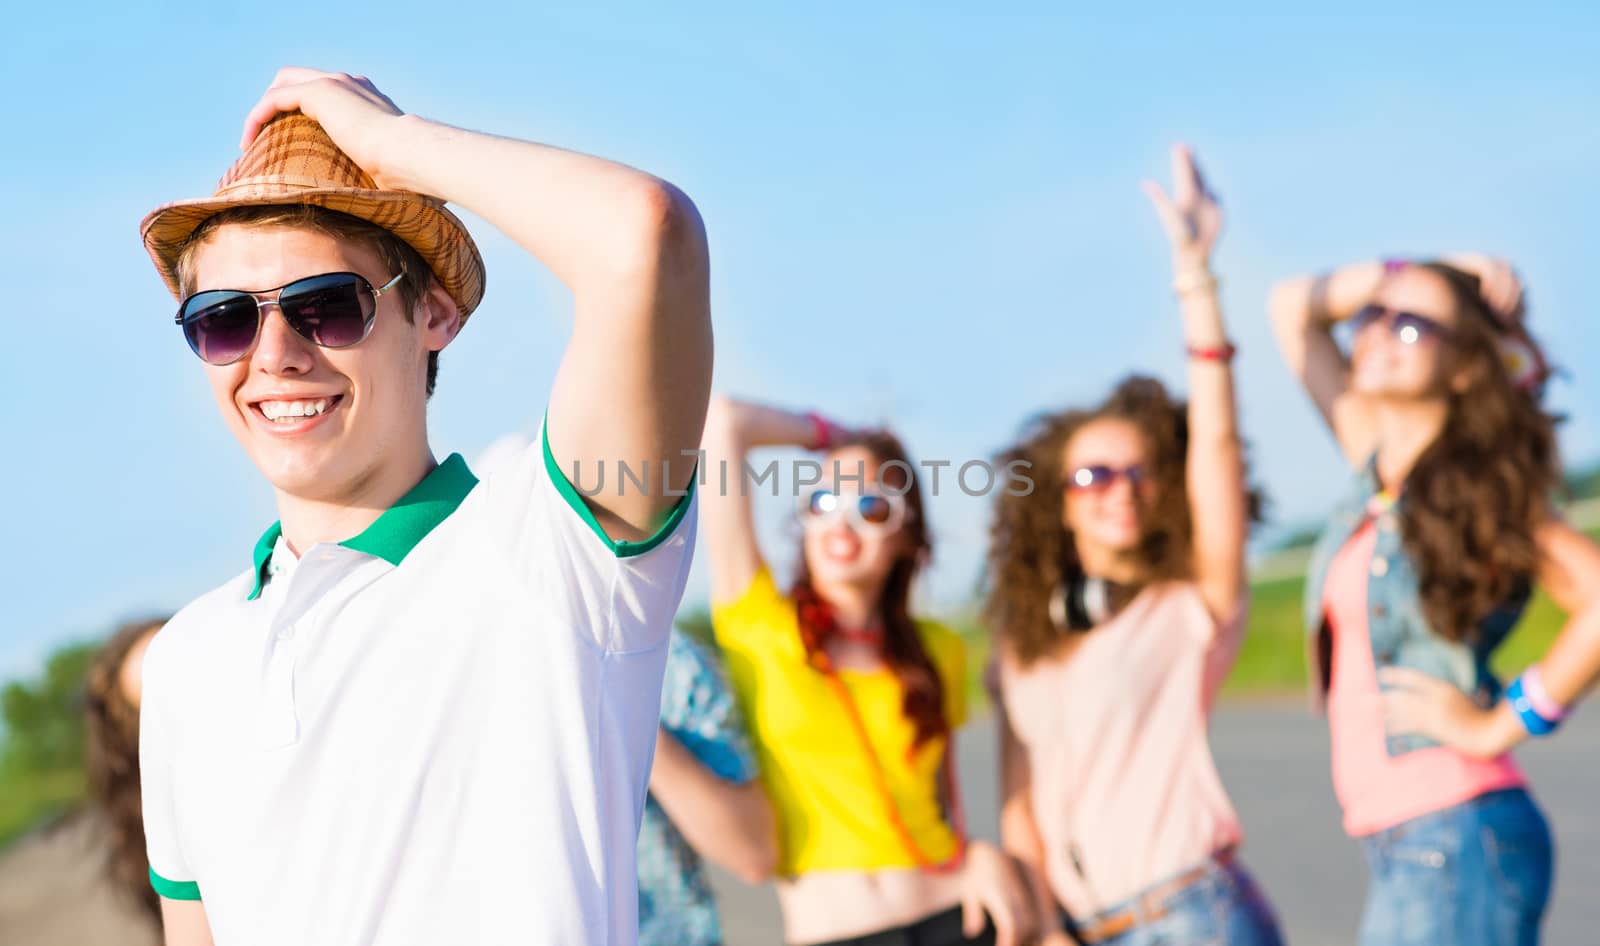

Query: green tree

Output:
[1568, 460, 1600, 501]
[1, 642, 95, 773]
[0, 640, 95, 846]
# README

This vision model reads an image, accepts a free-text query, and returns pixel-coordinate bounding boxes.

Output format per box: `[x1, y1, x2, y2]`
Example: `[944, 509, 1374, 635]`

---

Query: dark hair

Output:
[173, 204, 443, 396]
[83, 616, 168, 924]
[984, 376, 1265, 666]
[1399, 263, 1562, 641]
[790, 430, 948, 748]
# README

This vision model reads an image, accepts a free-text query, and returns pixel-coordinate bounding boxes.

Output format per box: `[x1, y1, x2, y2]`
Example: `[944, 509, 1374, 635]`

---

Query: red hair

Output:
[790, 430, 946, 750]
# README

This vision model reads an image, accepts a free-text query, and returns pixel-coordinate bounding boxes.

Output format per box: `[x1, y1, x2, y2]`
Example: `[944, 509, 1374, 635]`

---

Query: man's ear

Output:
[420, 281, 462, 352]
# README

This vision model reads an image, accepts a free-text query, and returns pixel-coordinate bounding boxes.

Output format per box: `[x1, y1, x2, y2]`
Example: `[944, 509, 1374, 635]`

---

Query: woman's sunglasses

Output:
[1348, 304, 1454, 346]
[797, 488, 909, 534]
[175, 271, 403, 366]
[1066, 464, 1149, 493]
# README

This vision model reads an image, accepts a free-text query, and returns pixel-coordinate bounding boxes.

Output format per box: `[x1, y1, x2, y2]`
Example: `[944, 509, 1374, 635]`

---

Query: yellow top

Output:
[712, 568, 967, 876]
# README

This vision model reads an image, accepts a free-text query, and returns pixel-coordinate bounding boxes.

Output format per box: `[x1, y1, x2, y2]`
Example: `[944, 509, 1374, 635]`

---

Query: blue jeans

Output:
[1064, 857, 1283, 946]
[1358, 788, 1554, 946]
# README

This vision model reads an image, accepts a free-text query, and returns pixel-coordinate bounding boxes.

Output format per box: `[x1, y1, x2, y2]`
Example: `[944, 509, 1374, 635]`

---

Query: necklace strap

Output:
[816, 658, 967, 874]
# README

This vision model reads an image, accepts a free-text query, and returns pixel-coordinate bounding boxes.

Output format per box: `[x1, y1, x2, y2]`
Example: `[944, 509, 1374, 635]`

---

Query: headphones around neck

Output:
[1048, 573, 1141, 632]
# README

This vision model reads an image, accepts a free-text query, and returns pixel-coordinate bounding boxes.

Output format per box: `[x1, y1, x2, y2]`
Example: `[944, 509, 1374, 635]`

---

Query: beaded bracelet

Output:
[1173, 269, 1219, 297]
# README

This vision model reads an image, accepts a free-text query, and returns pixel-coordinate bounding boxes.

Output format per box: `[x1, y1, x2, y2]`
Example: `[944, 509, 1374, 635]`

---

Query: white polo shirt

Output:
[139, 425, 697, 946]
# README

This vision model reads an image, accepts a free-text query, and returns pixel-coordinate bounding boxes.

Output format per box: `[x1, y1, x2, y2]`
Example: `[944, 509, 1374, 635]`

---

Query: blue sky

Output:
[2, 3, 1596, 681]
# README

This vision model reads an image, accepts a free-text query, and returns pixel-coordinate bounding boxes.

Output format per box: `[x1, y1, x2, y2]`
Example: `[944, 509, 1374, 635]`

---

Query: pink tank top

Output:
[1324, 520, 1525, 836]
[999, 583, 1244, 917]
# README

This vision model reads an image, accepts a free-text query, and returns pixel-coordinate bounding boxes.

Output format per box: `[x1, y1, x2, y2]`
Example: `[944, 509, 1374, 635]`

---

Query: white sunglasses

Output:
[797, 488, 910, 534]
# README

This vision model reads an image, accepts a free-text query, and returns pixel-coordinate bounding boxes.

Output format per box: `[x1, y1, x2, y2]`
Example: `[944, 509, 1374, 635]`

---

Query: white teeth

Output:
[259, 398, 331, 421]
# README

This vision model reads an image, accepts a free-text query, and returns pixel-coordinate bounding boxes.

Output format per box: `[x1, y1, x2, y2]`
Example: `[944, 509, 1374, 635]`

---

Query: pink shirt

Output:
[1324, 520, 1525, 837]
[999, 583, 1243, 917]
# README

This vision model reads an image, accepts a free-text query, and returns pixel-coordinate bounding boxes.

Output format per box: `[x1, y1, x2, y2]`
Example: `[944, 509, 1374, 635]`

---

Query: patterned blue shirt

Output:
[638, 632, 760, 946]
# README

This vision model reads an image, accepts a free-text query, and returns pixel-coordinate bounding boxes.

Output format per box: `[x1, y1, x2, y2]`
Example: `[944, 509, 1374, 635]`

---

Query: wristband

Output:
[1506, 675, 1561, 737]
[1173, 269, 1219, 297]
[806, 412, 834, 451]
[1520, 665, 1569, 723]
[1186, 342, 1237, 363]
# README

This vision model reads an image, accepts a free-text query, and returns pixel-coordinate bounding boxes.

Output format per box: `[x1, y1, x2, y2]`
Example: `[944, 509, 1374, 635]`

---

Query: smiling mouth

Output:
[251, 395, 345, 425]
[822, 532, 861, 562]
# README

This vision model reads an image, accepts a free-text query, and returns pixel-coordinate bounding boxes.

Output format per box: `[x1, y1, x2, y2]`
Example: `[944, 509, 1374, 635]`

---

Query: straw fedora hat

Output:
[141, 111, 486, 320]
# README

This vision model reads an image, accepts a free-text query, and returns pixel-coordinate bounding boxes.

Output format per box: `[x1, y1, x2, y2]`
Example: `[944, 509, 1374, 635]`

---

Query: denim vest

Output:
[1302, 456, 1529, 756]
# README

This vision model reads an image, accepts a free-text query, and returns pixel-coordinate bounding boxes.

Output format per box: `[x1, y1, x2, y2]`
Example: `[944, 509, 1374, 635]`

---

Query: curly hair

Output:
[984, 376, 1265, 666]
[790, 430, 948, 749]
[1398, 263, 1562, 642]
[83, 616, 168, 924]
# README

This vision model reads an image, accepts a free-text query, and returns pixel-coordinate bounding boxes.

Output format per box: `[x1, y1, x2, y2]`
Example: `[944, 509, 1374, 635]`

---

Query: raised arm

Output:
[1142, 145, 1247, 624]
[647, 728, 777, 884]
[240, 68, 712, 541]
[701, 396, 841, 604]
[1266, 259, 1384, 465]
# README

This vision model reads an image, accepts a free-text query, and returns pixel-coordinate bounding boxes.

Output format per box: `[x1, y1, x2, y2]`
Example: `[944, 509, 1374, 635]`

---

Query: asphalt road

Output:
[709, 703, 1599, 945]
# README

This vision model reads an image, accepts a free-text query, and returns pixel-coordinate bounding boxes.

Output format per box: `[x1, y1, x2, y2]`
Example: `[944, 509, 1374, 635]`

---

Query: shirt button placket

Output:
[258, 621, 301, 748]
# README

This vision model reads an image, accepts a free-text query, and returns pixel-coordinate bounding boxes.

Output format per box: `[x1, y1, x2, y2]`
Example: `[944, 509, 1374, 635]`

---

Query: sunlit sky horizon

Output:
[3, 3, 1596, 681]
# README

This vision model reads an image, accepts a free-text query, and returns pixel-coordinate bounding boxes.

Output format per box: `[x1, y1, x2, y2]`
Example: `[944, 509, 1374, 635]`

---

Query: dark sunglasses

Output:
[1066, 464, 1149, 492]
[176, 271, 403, 366]
[1348, 304, 1453, 346]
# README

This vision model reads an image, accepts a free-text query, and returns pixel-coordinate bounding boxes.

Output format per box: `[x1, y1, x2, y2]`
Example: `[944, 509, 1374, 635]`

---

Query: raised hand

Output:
[239, 67, 406, 186]
[1443, 252, 1526, 325]
[1143, 143, 1224, 274]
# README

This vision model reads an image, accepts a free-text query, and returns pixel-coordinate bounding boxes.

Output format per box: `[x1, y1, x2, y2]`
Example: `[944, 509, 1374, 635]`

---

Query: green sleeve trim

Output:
[149, 866, 202, 900]
[541, 417, 696, 559]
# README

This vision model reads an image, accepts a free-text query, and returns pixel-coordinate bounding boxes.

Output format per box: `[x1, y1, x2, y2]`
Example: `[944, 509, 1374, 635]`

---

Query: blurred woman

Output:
[986, 146, 1282, 946]
[85, 617, 166, 927]
[701, 398, 1035, 946]
[1269, 251, 1600, 945]
[0, 617, 166, 946]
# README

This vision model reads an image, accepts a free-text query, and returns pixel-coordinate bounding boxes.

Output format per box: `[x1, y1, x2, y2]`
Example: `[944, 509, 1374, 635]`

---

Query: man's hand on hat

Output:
[240, 67, 406, 188]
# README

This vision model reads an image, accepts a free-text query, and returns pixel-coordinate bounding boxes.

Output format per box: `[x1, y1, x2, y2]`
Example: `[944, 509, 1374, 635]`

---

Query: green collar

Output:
[247, 454, 479, 601]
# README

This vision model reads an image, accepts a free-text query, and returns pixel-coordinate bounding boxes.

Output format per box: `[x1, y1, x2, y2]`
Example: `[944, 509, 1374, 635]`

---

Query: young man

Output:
[137, 69, 712, 945]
